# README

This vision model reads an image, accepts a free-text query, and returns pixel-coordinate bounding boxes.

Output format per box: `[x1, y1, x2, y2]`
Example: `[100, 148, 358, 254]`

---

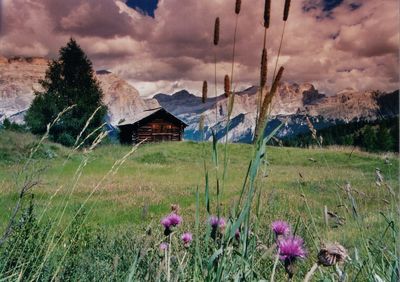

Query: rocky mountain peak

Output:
[0, 56, 148, 125]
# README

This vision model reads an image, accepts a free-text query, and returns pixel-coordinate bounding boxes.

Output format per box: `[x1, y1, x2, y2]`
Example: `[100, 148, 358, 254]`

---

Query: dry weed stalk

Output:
[255, 66, 284, 141]
[306, 117, 318, 141]
[73, 105, 102, 148]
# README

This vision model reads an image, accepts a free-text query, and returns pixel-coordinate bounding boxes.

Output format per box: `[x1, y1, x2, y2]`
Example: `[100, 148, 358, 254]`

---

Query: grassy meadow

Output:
[0, 130, 398, 281]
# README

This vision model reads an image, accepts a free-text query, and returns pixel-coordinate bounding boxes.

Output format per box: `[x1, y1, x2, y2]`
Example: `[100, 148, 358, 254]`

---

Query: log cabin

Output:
[118, 107, 187, 144]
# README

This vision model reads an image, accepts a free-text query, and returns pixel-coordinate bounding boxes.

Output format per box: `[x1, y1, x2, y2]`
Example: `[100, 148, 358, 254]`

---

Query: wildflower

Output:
[278, 236, 307, 279]
[209, 216, 225, 228]
[168, 213, 182, 226]
[160, 242, 168, 251]
[161, 216, 172, 229]
[317, 242, 348, 266]
[304, 242, 348, 281]
[181, 232, 193, 247]
[235, 229, 240, 240]
[209, 215, 226, 240]
[271, 220, 291, 237]
[279, 236, 307, 260]
[161, 213, 182, 236]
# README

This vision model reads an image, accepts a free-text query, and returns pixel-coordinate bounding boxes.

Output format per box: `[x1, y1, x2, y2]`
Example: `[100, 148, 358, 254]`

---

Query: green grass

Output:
[0, 131, 397, 231]
[0, 130, 398, 281]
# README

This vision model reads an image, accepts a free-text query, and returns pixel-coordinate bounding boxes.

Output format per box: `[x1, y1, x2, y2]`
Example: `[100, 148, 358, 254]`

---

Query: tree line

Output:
[279, 118, 398, 152]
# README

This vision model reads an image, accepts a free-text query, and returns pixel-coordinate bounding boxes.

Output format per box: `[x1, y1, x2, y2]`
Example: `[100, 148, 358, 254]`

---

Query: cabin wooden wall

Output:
[134, 118, 183, 143]
[119, 110, 186, 144]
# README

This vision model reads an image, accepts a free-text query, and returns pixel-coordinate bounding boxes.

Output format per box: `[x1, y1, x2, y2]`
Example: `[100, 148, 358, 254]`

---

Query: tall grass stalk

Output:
[20, 129, 109, 279]
[0, 105, 75, 247]
[271, 0, 290, 82]
[255, 0, 270, 138]
[47, 142, 142, 280]
[221, 0, 242, 205]
[213, 17, 220, 124]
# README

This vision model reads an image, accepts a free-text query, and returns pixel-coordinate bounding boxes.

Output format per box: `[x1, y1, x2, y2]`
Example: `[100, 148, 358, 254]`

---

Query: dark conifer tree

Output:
[25, 39, 107, 146]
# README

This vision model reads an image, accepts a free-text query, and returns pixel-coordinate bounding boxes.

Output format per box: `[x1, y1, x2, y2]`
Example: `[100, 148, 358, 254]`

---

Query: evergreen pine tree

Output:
[25, 39, 107, 146]
[376, 125, 394, 151]
[362, 125, 377, 152]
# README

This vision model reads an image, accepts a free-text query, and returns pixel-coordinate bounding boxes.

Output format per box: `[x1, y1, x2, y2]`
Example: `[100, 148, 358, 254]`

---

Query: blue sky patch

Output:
[349, 2, 362, 11]
[126, 0, 159, 18]
[323, 0, 344, 11]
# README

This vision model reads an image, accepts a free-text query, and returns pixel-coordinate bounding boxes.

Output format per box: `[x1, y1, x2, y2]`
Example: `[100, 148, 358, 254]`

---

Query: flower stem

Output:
[270, 251, 279, 282]
[303, 263, 319, 282]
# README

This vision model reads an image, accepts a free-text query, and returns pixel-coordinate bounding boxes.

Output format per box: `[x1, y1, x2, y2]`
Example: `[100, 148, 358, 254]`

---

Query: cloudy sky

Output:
[0, 0, 398, 97]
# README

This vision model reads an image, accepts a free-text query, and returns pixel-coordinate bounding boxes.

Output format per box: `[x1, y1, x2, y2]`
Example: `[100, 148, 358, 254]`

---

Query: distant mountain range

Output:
[0, 56, 398, 143]
[148, 86, 398, 142]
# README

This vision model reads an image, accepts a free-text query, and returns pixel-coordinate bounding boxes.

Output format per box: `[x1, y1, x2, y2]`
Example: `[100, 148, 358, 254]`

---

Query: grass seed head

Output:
[264, 0, 271, 28]
[260, 48, 267, 89]
[224, 74, 230, 97]
[214, 17, 220, 46]
[283, 0, 291, 21]
[202, 80, 208, 103]
[235, 0, 241, 14]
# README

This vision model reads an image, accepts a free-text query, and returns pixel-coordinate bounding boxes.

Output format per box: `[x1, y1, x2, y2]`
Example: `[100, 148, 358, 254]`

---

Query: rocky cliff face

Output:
[0, 56, 48, 123]
[96, 70, 147, 124]
[0, 56, 146, 125]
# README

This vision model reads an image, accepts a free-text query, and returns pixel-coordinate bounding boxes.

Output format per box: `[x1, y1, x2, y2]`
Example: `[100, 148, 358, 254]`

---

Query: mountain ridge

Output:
[0, 56, 398, 142]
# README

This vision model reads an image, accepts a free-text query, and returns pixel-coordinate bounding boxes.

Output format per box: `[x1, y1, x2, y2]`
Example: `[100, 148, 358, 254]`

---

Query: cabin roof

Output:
[117, 107, 188, 127]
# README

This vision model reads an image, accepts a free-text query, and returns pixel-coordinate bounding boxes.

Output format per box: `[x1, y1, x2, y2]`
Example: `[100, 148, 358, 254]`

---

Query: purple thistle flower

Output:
[161, 213, 182, 229]
[161, 213, 182, 236]
[278, 236, 307, 261]
[168, 213, 182, 226]
[271, 220, 291, 237]
[181, 232, 193, 246]
[161, 216, 172, 229]
[160, 242, 169, 251]
[209, 215, 226, 240]
[235, 229, 240, 240]
[209, 215, 225, 228]
[209, 216, 220, 228]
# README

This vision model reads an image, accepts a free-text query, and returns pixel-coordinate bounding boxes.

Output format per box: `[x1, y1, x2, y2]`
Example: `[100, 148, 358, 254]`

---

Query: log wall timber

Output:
[118, 108, 187, 144]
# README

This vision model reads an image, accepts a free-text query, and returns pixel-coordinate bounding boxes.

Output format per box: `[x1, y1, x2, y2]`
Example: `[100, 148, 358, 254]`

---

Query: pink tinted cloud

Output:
[0, 0, 398, 96]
